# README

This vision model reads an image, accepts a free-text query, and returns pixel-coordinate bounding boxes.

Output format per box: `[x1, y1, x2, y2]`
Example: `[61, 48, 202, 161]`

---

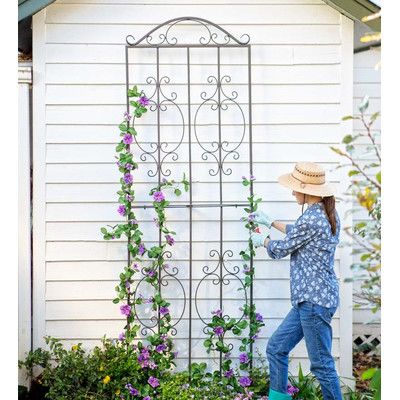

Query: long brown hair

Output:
[322, 196, 337, 235]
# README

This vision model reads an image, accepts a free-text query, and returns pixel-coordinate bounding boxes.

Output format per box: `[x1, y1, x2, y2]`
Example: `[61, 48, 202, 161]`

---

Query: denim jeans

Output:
[266, 301, 342, 400]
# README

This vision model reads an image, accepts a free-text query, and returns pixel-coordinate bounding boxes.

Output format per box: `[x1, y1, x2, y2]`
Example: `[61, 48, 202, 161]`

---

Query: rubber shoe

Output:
[268, 389, 292, 400]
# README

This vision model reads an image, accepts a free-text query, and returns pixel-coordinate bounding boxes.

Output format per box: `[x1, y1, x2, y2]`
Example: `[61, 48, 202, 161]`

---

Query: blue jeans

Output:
[266, 301, 342, 400]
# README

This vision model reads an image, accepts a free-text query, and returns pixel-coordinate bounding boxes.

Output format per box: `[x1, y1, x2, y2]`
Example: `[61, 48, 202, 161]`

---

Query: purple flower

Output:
[129, 219, 137, 225]
[211, 309, 223, 318]
[224, 369, 234, 378]
[165, 234, 175, 246]
[117, 161, 123, 167]
[250, 174, 256, 181]
[239, 353, 249, 364]
[125, 194, 133, 202]
[213, 326, 224, 336]
[153, 191, 165, 202]
[160, 306, 169, 316]
[255, 313, 263, 322]
[143, 397, 151, 400]
[248, 214, 255, 221]
[138, 243, 146, 256]
[224, 351, 231, 359]
[132, 263, 140, 271]
[123, 173, 133, 185]
[117, 205, 126, 216]
[156, 344, 167, 353]
[124, 111, 132, 121]
[146, 269, 156, 277]
[287, 384, 299, 395]
[172, 351, 178, 358]
[148, 376, 159, 388]
[118, 332, 125, 341]
[125, 281, 131, 289]
[243, 265, 250, 273]
[125, 163, 133, 170]
[239, 376, 252, 387]
[123, 134, 133, 144]
[251, 334, 258, 340]
[153, 218, 160, 227]
[162, 177, 167, 184]
[138, 96, 150, 106]
[120, 304, 131, 316]
[125, 383, 139, 396]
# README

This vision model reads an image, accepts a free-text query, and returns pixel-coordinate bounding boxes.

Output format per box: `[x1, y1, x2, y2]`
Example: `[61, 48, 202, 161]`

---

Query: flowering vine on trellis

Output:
[101, 85, 267, 399]
[202, 175, 266, 395]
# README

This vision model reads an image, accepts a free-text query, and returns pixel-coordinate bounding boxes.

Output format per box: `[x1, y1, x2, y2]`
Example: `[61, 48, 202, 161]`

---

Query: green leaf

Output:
[119, 123, 128, 132]
[361, 368, 377, 380]
[112, 298, 120, 304]
[348, 170, 360, 177]
[174, 188, 182, 196]
[342, 134, 354, 144]
[376, 171, 381, 184]
[358, 95, 370, 113]
[342, 115, 354, 121]
[101, 227, 108, 234]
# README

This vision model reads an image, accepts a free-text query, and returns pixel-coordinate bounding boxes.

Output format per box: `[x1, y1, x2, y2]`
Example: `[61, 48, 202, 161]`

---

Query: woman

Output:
[250, 162, 342, 400]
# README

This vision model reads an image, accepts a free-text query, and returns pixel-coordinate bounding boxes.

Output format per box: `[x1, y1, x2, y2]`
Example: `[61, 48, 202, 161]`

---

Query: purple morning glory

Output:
[125, 163, 133, 170]
[255, 313, 263, 322]
[129, 219, 137, 225]
[117, 205, 126, 216]
[120, 304, 131, 316]
[156, 344, 167, 353]
[165, 234, 175, 246]
[138, 96, 150, 106]
[123, 173, 133, 185]
[211, 309, 223, 317]
[125, 383, 139, 396]
[213, 326, 224, 336]
[239, 353, 249, 364]
[287, 384, 299, 395]
[160, 306, 169, 316]
[125, 194, 133, 202]
[143, 397, 151, 400]
[224, 369, 234, 378]
[146, 269, 156, 277]
[153, 191, 165, 202]
[148, 376, 159, 388]
[238, 376, 252, 387]
[124, 111, 132, 121]
[138, 243, 146, 256]
[118, 332, 125, 341]
[123, 134, 133, 144]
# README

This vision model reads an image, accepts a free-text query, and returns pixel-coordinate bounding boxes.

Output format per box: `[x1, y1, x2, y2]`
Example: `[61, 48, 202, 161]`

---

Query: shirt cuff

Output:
[266, 240, 275, 258]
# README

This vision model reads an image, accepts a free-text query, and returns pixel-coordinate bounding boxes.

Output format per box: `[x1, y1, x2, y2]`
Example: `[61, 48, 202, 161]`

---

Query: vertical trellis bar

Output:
[248, 44, 254, 372]
[187, 46, 194, 378]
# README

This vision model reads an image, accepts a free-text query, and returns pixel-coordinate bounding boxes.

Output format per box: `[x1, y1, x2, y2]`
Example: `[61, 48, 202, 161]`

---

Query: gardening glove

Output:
[250, 228, 271, 248]
[251, 210, 274, 228]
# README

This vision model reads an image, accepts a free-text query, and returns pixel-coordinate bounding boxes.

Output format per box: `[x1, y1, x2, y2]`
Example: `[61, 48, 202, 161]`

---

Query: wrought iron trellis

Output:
[125, 17, 254, 376]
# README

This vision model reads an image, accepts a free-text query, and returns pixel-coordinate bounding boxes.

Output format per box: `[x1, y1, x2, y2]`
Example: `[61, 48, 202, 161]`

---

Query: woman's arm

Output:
[271, 221, 287, 233]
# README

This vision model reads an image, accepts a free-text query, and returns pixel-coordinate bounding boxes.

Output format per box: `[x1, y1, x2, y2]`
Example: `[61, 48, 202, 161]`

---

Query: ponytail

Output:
[322, 196, 337, 235]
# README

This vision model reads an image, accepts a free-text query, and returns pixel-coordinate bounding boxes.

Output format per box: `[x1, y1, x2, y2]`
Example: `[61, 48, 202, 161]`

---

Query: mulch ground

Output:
[353, 350, 381, 392]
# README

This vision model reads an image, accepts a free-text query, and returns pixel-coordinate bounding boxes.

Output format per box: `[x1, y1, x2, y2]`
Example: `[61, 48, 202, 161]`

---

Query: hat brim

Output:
[278, 173, 336, 197]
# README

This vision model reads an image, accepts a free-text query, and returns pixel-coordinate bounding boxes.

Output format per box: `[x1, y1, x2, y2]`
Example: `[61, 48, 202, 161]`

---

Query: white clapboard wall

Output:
[352, 47, 381, 337]
[32, 0, 354, 379]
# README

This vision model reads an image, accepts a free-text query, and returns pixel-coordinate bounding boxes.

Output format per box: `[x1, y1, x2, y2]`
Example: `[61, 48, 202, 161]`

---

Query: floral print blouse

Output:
[266, 202, 340, 308]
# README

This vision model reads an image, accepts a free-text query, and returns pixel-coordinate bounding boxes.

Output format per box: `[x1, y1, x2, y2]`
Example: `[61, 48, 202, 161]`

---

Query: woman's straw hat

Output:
[278, 161, 336, 197]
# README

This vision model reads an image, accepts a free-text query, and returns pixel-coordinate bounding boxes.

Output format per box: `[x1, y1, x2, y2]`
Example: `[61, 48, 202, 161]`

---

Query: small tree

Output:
[331, 95, 381, 313]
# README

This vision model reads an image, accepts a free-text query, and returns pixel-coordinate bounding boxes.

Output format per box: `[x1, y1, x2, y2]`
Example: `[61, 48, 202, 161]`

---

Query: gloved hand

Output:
[250, 229, 271, 248]
[251, 210, 274, 228]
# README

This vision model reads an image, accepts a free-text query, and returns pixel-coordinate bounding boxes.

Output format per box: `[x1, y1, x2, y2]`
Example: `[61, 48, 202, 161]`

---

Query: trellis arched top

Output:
[126, 16, 251, 46]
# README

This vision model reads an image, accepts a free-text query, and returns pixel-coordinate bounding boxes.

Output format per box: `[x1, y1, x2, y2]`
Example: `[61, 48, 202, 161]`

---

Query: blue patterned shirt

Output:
[266, 202, 340, 308]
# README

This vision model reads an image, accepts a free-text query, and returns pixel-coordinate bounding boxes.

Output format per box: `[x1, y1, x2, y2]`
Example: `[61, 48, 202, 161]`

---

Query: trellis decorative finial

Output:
[126, 16, 250, 46]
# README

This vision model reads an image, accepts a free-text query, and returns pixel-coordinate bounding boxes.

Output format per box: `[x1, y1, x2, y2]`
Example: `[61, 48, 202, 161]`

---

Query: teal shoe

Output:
[268, 389, 292, 400]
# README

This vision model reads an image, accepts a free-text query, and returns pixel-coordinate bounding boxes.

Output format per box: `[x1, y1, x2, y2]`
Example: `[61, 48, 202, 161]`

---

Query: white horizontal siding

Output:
[352, 47, 381, 337]
[32, 0, 353, 379]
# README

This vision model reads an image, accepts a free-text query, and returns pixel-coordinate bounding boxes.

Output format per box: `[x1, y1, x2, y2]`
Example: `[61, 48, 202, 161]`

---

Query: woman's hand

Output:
[251, 210, 274, 228]
[250, 229, 271, 248]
